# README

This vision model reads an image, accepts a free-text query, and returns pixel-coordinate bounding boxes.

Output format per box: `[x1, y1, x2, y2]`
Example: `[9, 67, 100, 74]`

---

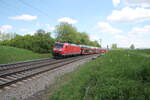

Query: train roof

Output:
[55, 42, 80, 47]
[55, 42, 100, 48]
[79, 45, 100, 49]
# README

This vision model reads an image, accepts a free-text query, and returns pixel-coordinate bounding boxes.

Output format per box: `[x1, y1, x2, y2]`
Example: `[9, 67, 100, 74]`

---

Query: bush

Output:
[0, 33, 55, 53]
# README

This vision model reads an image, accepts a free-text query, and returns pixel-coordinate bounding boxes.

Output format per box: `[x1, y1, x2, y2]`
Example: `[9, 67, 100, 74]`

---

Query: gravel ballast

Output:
[0, 55, 99, 100]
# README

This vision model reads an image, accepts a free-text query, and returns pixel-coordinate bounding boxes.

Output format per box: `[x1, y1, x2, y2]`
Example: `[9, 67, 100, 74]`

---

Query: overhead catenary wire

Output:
[0, 0, 51, 19]
[17, 0, 51, 18]
[0, 0, 20, 11]
[0, 0, 23, 15]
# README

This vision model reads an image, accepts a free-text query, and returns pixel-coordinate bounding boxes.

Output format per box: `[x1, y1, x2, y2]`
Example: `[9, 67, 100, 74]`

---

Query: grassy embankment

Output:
[50, 50, 150, 100]
[130, 49, 150, 57]
[0, 46, 50, 64]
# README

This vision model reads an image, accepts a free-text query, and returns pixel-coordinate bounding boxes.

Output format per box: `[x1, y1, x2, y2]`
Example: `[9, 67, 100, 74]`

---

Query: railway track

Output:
[0, 58, 54, 71]
[0, 55, 98, 89]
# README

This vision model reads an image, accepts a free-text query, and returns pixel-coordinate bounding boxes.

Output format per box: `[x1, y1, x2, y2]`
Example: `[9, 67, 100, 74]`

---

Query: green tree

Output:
[77, 32, 90, 45]
[92, 40, 100, 47]
[130, 44, 135, 49]
[55, 23, 78, 43]
[88, 40, 100, 47]
[111, 44, 117, 49]
[35, 29, 46, 35]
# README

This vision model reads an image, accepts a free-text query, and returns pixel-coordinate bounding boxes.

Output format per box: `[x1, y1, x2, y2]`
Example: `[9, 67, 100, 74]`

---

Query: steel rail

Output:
[0, 56, 83, 78]
[0, 55, 97, 88]
[0, 58, 53, 71]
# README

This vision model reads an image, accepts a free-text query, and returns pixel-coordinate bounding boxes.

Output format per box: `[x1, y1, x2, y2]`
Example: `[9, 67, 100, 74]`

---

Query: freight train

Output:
[52, 42, 107, 57]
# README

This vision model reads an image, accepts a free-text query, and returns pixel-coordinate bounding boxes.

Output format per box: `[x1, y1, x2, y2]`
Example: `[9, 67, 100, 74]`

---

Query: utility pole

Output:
[99, 38, 102, 48]
[107, 45, 109, 50]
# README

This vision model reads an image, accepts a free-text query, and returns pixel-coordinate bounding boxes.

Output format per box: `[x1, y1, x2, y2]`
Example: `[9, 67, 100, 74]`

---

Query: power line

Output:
[0, 0, 22, 13]
[0, 0, 22, 17]
[0, 0, 51, 19]
[17, 0, 50, 18]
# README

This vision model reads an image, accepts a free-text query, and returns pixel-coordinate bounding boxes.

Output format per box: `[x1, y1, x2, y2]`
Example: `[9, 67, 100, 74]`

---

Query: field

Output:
[0, 46, 50, 64]
[130, 49, 150, 57]
[50, 50, 150, 100]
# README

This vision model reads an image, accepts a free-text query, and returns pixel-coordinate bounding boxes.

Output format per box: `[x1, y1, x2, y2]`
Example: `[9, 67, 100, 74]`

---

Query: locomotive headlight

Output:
[59, 49, 63, 51]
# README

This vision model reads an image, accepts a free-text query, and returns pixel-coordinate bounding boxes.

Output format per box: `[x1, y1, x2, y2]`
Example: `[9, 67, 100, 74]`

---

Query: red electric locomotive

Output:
[53, 42, 108, 57]
[53, 42, 81, 57]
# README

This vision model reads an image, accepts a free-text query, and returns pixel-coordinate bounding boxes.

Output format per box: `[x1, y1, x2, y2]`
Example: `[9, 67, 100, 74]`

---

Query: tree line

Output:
[0, 23, 100, 53]
[111, 43, 135, 49]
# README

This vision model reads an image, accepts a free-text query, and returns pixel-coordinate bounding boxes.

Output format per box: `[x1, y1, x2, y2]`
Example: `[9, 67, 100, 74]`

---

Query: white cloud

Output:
[113, 25, 150, 48]
[19, 28, 28, 32]
[0, 25, 13, 32]
[129, 25, 150, 35]
[114, 34, 130, 47]
[107, 7, 150, 23]
[9, 14, 37, 21]
[58, 17, 77, 24]
[19, 28, 35, 35]
[124, 0, 150, 7]
[114, 34, 150, 48]
[114, 34, 127, 39]
[89, 34, 99, 41]
[97, 22, 123, 34]
[95, 21, 150, 48]
[45, 24, 55, 31]
[112, 0, 120, 7]
[141, 3, 150, 8]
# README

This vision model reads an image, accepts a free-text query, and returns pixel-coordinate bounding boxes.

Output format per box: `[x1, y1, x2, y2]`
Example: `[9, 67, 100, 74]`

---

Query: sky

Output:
[0, 0, 150, 48]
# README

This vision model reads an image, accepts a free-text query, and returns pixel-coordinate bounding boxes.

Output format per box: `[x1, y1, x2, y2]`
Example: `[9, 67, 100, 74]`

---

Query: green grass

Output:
[135, 49, 150, 54]
[0, 46, 51, 64]
[130, 49, 150, 57]
[50, 50, 150, 100]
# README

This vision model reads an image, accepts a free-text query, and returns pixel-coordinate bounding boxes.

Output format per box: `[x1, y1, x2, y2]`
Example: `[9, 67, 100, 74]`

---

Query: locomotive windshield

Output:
[54, 43, 64, 48]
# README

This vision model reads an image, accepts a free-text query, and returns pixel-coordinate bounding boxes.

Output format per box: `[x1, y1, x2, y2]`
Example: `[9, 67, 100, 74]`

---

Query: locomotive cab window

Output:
[54, 43, 64, 48]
